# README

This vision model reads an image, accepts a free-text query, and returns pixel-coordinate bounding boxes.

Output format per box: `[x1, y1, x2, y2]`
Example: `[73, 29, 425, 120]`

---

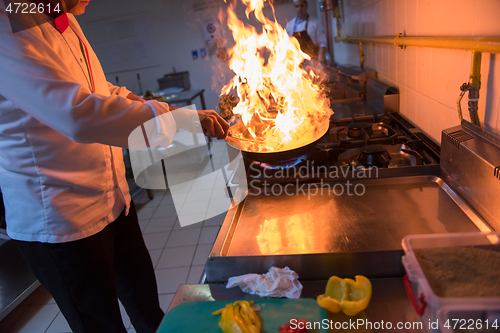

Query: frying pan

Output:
[225, 119, 329, 164]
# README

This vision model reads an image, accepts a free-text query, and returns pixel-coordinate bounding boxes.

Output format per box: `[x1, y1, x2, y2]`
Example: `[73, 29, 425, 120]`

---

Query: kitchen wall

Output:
[331, 0, 500, 142]
[77, 0, 307, 112]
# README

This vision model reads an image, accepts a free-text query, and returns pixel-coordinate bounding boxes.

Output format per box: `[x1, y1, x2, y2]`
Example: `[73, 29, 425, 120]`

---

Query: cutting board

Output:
[157, 298, 328, 333]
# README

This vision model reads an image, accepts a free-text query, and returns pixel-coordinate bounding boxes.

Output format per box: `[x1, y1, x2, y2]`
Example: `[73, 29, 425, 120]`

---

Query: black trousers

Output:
[14, 201, 164, 333]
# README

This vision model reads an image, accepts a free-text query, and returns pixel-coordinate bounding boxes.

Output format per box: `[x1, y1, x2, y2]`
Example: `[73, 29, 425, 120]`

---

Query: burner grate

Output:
[242, 113, 440, 183]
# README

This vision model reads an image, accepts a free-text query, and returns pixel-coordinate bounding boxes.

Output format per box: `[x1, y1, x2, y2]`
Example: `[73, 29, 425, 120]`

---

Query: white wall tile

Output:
[332, 0, 500, 135]
[406, 0, 418, 35]
[396, 47, 406, 85]
[359, 6, 370, 36]
[430, 0, 451, 35]
[416, 93, 432, 135]
[395, 0, 405, 34]
[446, 106, 462, 131]
[350, 10, 361, 36]
[365, 2, 378, 36]
[416, 47, 432, 98]
[401, 88, 417, 123]
[399, 86, 407, 114]
[443, 49, 471, 110]
[370, 1, 382, 35]
[379, 0, 389, 35]
[474, 0, 500, 37]
[388, 44, 397, 81]
[417, 0, 433, 35]
[405, 47, 418, 91]
[428, 100, 448, 143]
[378, 44, 389, 77]
[447, 0, 474, 36]
[386, 0, 397, 35]
[369, 43, 379, 70]
[429, 48, 451, 106]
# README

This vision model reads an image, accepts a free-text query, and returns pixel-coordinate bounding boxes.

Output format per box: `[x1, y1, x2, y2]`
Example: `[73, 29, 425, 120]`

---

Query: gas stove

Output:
[208, 117, 498, 284]
[240, 112, 441, 185]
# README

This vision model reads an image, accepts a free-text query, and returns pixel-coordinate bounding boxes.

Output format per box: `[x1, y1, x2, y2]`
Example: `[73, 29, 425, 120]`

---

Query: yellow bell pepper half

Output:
[317, 275, 372, 316]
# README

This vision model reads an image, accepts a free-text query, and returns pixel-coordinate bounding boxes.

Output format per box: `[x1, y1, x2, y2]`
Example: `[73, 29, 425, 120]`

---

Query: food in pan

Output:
[317, 275, 372, 316]
[219, 94, 239, 120]
[212, 300, 262, 333]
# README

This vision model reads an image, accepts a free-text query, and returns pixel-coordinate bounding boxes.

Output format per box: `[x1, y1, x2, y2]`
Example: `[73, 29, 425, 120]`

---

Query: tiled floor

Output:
[0, 189, 224, 333]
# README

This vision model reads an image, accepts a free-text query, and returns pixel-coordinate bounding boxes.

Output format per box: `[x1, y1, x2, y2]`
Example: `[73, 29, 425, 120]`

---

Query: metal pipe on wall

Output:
[336, 35, 500, 126]
[468, 51, 482, 126]
[336, 36, 500, 54]
[359, 42, 364, 68]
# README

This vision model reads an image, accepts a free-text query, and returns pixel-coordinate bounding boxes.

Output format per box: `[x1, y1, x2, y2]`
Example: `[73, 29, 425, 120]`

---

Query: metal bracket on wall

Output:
[494, 166, 500, 179]
[446, 130, 474, 149]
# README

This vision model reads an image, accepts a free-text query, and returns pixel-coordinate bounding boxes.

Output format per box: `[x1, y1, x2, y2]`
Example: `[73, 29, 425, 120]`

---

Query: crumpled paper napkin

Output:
[226, 267, 303, 299]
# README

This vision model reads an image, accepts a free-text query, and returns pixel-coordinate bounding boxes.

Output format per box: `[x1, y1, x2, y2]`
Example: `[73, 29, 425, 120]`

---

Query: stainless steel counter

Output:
[168, 279, 425, 332]
[206, 175, 489, 282]
[228, 176, 480, 255]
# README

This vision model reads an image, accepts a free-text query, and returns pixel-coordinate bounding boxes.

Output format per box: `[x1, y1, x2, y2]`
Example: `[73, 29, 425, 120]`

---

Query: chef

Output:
[0, 1, 228, 333]
[285, 0, 328, 65]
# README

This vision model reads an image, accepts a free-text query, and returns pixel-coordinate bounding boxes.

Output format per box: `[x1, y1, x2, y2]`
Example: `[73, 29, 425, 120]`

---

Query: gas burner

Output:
[259, 154, 308, 170]
[239, 113, 440, 184]
[347, 122, 373, 138]
[332, 122, 393, 146]
[359, 144, 391, 168]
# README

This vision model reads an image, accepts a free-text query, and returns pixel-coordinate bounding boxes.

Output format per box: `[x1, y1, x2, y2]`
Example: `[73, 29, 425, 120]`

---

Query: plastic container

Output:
[401, 231, 500, 333]
[438, 303, 500, 333]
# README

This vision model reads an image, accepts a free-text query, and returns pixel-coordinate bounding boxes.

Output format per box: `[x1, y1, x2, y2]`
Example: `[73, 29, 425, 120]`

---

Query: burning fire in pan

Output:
[220, 0, 332, 152]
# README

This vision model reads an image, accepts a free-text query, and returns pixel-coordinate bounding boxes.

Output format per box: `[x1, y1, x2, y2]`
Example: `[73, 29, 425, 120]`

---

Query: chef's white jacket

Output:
[0, 8, 176, 242]
[285, 16, 328, 48]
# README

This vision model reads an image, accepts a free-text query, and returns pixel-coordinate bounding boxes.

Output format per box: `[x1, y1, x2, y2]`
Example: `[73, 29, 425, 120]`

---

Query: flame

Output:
[221, 0, 332, 152]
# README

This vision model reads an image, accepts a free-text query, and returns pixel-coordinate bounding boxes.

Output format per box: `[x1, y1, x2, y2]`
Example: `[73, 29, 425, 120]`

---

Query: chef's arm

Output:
[106, 82, 146, 103]
[0, 25, 174, 148]
[107, 82, 131, 98]
[126, 93, 146, 103]
[168, 106, 229, 140]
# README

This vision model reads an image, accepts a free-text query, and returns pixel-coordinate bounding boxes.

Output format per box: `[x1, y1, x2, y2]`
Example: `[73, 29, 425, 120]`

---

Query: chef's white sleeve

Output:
[0, 22, 174, 149]
[107, 82, 131, 98]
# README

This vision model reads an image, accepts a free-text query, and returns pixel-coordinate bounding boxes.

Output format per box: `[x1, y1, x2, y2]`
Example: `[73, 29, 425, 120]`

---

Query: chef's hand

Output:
[126, 93, 146, 103]
[198, 110, 230, 140]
